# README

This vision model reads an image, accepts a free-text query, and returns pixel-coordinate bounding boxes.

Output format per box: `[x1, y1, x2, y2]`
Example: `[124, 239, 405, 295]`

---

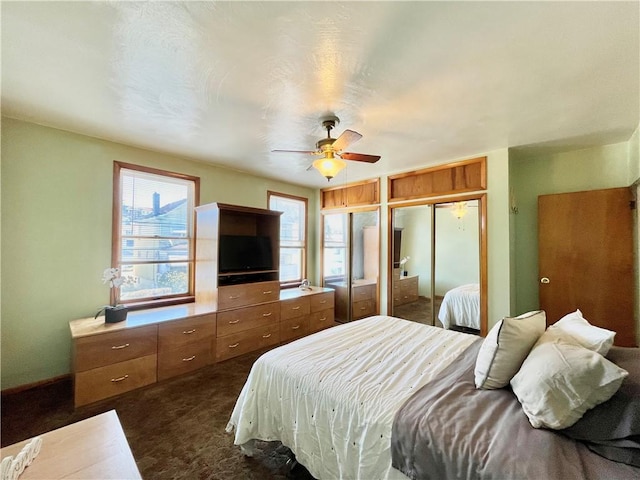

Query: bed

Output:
[437, 283, 480, 330]
[226, 315, 640, 479]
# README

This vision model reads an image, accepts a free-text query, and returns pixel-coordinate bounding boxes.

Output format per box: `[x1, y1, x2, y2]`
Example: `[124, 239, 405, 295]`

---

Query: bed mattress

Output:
[226, 315, 476, 479]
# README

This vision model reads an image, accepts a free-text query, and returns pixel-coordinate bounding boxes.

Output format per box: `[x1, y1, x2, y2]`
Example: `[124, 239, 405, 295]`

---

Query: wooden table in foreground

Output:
[0, 410, 141, 479]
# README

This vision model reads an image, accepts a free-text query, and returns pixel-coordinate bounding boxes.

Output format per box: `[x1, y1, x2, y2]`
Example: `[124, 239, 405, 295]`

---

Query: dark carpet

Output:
[1, 348, 315, 480]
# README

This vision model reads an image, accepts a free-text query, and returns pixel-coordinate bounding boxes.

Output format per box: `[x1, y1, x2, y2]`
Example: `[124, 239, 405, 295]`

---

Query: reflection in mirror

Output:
[391, 199, 482, 336]
[391, 204, 433, 324]
[435, 200, 480, 334]
[323, 210, 379, 323]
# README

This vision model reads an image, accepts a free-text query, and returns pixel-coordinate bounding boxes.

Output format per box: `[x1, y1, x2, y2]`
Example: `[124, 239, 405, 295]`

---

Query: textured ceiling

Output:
[2, 1, 639, 188]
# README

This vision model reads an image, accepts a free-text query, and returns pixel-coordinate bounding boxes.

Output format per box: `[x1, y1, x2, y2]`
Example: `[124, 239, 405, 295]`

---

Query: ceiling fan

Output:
[272, 115, 381, 181]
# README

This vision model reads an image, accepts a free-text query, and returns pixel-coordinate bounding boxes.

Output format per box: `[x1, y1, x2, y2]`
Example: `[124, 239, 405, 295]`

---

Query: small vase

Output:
[105, 305, 128, 323]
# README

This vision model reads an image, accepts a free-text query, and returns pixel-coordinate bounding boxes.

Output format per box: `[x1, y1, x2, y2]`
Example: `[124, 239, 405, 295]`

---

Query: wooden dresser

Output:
[393, 275, 420, 306]
[332, 278, 377, 321]
[70, 287, 335, 407]
[215, 280, 281, 362]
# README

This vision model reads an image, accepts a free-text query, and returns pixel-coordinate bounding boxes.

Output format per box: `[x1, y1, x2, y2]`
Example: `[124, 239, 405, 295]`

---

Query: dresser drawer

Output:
[280, 316, 309, 343]
[158, 339, 213, 381]
[310, 292, 334, 312]
[216, 302, 280, 337]
[74, 354, 157, 407]
[353, 284, 376, 302]
[353, 299, 376, 319]
[280, 297, 310, 321]
[216, 324, 280, 362]
[158, 314, 216, 350]
[74, 326, 158, 372]
[309, 309, 335, 333]
[400, 276, 419, 294]
[218, 281, 280, 310]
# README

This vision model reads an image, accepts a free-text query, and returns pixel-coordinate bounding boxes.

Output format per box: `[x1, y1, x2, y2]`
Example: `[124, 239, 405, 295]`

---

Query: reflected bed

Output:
[438, 283, 480, 330]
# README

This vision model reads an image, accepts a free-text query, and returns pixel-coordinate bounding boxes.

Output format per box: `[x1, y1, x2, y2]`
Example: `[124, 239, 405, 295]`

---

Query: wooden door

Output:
[538, 187, 636, 346]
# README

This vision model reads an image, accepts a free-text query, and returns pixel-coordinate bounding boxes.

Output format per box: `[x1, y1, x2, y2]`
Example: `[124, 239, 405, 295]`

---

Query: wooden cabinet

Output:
[70, 289, 334, 407]
[218, 281, 280, 310]
[393, 275, 419, 306]
[73, 325, 158, 407]
[216, 300, 281, 361]
[157, 314, 216, 381]
[195, 203, 282, 303]
[309, 291, 335, 333]
[332, 279, 377, 321]
[280, 296, 311, 342]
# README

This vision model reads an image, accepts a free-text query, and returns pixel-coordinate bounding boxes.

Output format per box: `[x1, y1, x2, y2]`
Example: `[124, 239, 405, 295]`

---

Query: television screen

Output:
[219, 235, 274, 273]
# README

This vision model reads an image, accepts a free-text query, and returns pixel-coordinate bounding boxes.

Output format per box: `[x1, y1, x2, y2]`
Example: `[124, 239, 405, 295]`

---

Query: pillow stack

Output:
[510, 310, 626, 430]
[475, 309, 628, 431]
[474, 310, 546, 389]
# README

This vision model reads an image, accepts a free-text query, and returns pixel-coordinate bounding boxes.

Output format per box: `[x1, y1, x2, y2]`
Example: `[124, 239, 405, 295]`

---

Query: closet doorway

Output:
[388, 195, 487, 335]
[322, 208, 380, 323]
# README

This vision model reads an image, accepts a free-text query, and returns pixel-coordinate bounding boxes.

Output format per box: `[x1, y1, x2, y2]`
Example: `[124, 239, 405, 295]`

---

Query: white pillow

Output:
[474, 310, 546, 389]
[548, 309, 615, 355]
[510, 334, 628, 429]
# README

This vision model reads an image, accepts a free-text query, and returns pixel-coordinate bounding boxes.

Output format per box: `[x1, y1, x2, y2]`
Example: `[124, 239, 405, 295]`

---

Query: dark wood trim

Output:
[1, 374, 71, 397]
[388, 157, 486, 203]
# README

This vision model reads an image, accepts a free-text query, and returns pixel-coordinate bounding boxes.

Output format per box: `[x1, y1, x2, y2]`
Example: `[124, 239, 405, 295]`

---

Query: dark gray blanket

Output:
[391, 339, 640, 480]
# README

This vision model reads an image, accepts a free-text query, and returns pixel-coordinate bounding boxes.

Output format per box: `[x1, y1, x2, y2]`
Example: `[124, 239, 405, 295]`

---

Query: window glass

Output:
[268, 192, 307, 284]
[115, 163, 198, 304]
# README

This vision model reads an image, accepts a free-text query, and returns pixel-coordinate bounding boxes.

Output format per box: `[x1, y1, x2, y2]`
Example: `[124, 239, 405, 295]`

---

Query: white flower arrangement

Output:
[102, 267, 125, 307]
[95, 267, 133, 319]
[400, 256, 410, 276]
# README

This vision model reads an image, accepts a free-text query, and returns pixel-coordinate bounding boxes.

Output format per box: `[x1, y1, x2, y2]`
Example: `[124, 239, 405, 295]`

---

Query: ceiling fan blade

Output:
[272, 149, 318, 155]
[340, 152, 381, 163]
[332, 129, 362, 152]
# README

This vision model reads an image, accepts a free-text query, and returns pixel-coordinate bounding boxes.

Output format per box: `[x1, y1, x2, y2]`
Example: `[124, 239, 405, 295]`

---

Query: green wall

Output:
[0, 118, 317, 389]
[510, 142, 632, 318]
[10, 112, 631, 389]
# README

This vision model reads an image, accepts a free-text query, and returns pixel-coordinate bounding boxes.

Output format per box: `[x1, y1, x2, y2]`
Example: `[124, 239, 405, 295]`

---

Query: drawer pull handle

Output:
[319, 317, 327, 321]
[228, 319, 240, 324]
[292, 306, 301, 310]
[360, 307, 366, 310]
[263, 290, 272, 295]
[262, 333, 272, 339]
[111, 343, 130, 350]
[291, 325, 300, 330]
[319, 300, 327, 304]
[111, 375, 129, 383]
[183, 329, 196, 334]
[182, 355, 196, 362]
[229, 295, 241, 300]
[228, 342, 240, 348]
[262, 312, 272, 317]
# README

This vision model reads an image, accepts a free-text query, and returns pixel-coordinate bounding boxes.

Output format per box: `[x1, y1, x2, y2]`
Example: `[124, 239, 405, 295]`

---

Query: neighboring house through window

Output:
[268, 191, 308, 286]
[113, 162, 199, 307]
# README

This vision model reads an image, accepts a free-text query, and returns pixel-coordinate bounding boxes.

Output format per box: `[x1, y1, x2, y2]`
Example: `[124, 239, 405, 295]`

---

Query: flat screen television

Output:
[219, 235, 274, 273]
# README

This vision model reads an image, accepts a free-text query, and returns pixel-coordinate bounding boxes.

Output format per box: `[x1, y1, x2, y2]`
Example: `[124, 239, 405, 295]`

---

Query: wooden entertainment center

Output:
[70, 203, 335, 407]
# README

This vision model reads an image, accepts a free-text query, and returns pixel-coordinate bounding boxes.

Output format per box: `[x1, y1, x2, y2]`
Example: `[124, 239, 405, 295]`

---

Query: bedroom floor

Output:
[1, 347, 316, 480]
[394, 297, 480, 335]
[393, 296, 444, 326]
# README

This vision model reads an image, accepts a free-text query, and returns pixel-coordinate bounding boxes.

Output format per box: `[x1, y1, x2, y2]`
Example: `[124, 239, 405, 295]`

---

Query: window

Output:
[113, 162, 199, 306]
[268, 191, 307, 285]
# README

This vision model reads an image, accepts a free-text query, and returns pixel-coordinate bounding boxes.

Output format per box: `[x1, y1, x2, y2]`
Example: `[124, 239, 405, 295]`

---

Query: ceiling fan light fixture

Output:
[313, 157, 346, 181]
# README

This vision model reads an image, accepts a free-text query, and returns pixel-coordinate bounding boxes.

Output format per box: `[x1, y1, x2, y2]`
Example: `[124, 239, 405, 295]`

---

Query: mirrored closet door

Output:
[323, 209, 379, 323]
[390, 196, 486, 335]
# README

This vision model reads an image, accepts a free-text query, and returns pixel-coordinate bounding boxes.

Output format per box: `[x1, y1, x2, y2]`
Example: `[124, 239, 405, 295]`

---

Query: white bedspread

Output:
[226, 315, 476, 480]
[438, 283, 480, 330]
